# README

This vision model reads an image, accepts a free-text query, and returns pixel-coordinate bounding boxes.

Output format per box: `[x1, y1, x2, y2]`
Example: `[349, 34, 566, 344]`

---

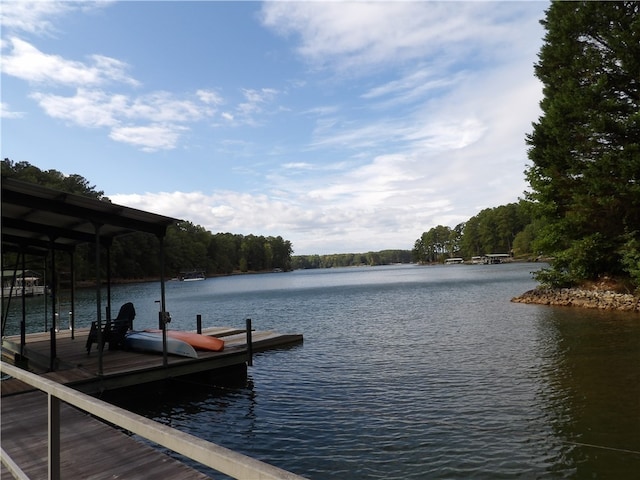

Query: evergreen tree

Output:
[525, 1, 640, 288]
[2, 159, 295, 280]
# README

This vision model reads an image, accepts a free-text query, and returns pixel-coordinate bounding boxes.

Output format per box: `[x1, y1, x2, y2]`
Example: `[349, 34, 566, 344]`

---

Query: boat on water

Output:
[124, 331, 198, 358]
[1, 270, 47, 297]
[145, 329, 225, 352]
[178, 270, 205, 281]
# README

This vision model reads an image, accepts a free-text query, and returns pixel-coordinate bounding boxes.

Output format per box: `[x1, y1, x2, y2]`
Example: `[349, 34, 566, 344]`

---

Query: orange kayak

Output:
[145, 329, 224, 352]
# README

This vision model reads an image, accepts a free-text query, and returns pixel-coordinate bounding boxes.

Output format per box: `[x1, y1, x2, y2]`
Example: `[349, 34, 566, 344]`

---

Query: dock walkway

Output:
[1, 390, 212, 479]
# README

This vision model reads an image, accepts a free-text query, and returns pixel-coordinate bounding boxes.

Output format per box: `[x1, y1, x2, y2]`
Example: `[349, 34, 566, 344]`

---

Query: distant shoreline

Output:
[512, 287, 640, 313]
[72, 269, 284, 288]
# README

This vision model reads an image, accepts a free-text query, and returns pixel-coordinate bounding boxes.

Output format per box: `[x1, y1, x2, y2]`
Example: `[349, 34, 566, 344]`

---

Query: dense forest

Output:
[2, 159, 293, 281]
[292, 250, 413, 269]
[412, 201, 535, 264]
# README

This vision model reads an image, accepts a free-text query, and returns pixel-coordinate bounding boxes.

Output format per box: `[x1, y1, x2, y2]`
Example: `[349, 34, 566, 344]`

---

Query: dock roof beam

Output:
[2, 176, 181, 373]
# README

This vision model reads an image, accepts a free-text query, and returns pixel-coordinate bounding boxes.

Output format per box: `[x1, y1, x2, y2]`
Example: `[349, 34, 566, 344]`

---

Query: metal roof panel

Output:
[1, 176, 181, 251]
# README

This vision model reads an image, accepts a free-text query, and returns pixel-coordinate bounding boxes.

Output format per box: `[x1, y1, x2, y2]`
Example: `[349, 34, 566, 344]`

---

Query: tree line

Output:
[1, 159, 293, 282]
[292, 250, 413, 269]
[412, 201, 534, 264]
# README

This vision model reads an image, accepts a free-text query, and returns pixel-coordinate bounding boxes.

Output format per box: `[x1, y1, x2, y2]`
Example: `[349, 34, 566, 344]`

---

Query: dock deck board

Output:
[1, 390, 211, 479]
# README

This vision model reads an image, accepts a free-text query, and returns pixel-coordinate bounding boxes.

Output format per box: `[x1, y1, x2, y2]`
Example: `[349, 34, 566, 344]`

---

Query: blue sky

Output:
[1, 1, 548, 255]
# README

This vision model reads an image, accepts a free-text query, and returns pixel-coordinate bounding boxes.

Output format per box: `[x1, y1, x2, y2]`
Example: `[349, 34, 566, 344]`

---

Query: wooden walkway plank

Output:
[1, 391, 211, 479]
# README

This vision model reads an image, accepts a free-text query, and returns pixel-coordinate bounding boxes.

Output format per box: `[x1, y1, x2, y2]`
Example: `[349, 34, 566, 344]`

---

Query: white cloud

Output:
[196, 89, 223, 105]
[0, 36, 228, 151]
[31, 88, 124, 128]
[0, 101, 25, 119]
[232, 88, 280, 125]
[282, 162, 315, 170]
[29, 87, 219, 150]
[0, 1, 99, 35]
[260, 2, 531, 74]
[127, 92, 214, 123]
[110, 181, 459, 254]
[2, 37, 139, 87]
[109, 124, 186, 152]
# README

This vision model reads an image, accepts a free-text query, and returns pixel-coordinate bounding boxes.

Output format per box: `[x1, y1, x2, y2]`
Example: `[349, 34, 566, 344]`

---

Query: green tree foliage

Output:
[1, 159, 294, 281]
[165, 222, 211, 273]
[208, 233, 241, 274]
[2, 159, 105, 198]
[268, 236, 294, 271]
[292, 250, 412, 269]
[525, 1, 640, 288]
[415, 202, 534, 264]
[413, 225, 459, 263]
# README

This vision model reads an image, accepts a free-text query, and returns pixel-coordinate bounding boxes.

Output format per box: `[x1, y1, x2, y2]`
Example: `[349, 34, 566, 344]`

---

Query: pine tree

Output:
[525, 1, 640, 288]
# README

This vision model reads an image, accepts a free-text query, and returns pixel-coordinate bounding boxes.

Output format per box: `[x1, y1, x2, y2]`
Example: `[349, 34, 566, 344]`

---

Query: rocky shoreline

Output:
[512, 287, 640, 312]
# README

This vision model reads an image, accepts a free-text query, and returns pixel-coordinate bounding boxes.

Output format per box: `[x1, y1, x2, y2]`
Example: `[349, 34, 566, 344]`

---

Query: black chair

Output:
[86, 302, 136, 353]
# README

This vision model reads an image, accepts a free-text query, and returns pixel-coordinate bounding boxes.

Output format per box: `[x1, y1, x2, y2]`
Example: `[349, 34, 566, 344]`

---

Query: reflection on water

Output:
[4, 264, 639, 478]
[534, 308, 640, 478]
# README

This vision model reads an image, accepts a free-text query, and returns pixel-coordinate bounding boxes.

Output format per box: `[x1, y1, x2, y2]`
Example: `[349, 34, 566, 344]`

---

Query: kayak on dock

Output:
[124, 331, 198, 358]
[145, 329, 225, 352]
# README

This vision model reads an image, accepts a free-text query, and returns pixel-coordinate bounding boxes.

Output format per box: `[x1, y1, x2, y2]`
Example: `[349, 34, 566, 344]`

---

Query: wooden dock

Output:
[2, 326, 303, 396]
[1, 390, 212, 479]
[1, 327, 305, 479]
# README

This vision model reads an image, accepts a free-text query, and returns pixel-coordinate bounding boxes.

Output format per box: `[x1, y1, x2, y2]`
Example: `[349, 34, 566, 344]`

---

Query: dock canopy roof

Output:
[1, 176, 181, 253]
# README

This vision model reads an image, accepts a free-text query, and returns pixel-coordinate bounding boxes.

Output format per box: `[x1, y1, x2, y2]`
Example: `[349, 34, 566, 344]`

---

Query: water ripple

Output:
[82, 264, 640, 479]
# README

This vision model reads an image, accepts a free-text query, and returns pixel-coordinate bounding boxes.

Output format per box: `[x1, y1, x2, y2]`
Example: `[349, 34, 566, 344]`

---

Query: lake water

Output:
[4, 263, 640, 478]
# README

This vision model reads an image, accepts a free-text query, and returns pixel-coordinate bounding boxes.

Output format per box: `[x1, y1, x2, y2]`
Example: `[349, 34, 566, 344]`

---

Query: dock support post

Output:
[158, 235, 168, 368]
[246, 318, 253, 366]
[94, 223, 103, 376]
[70, 251, 76, 340]
[49, 238, 58, 372]
[48, 394, 61, 480]
[159, 311, 168, 368]
[20, 250, 26, 357]
[197, 314, 202, 334]
[49, 327, 56, 372]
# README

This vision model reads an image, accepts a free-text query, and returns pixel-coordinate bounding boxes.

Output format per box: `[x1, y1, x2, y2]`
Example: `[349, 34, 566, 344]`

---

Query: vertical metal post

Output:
[94, 224, 103, 375]
[20, 250, 26, 357]
[156, 309, 166, 359]
[106, 243, 112, 324]
[159, 235, 168, 367]
[197, 314, 202, 334]
[44, 253, 49, 331]
[48, 394, 61, 480]
[70, 251, 75, 339]
[246, 318, 253, 366]
[49, 243, 57, 372]
[0, 252, 4, 337]
[49, 328, 57, 371]
[106, 306, 111, 350]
